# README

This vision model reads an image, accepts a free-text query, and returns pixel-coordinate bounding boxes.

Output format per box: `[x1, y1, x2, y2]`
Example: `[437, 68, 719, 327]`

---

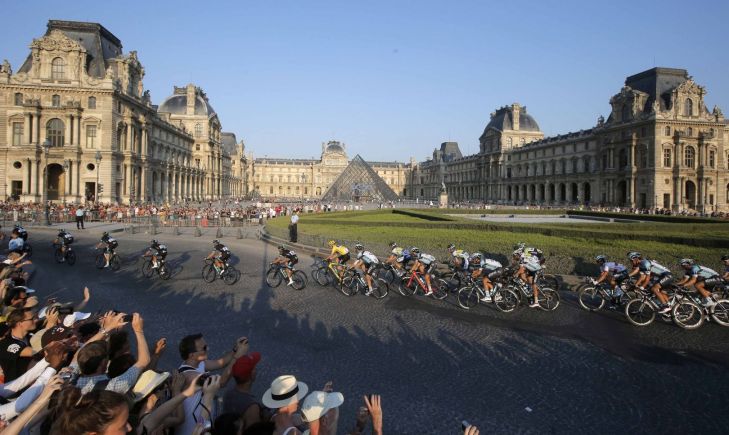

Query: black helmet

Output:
[411, 247, 420, 254]
[102, 232, 109, 237]
[354, 243, 364, 251]
[212, 239, 219, 244]
[151, 240, 158, 246]
[722, 254, 729, 261]
[278, 245, 285, 251]
[389, 241, 397, 249]
[447, 244, 455, 252]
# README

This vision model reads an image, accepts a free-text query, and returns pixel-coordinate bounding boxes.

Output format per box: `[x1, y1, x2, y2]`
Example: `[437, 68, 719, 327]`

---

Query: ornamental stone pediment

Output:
[30, 29, 85, 53]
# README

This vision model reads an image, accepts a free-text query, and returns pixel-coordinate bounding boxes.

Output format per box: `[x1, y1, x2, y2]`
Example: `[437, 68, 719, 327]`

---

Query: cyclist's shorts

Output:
[524, 262, 542, 274]
[219, 251, 231, 261]
[287, 257, 299, 267]
[613, 270, 629, 283]
[337, 253, 350, 263]
[651, 273, 673, 287]
[487, 268, 505, 281]
[703, 277, 722, 288]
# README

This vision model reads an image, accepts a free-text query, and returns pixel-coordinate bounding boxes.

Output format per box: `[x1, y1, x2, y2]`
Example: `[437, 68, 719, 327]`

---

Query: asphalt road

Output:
[19, 226, 729, 434]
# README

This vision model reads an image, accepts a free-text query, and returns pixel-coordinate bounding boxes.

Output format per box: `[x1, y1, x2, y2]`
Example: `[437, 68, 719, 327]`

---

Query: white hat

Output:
[38, 304, 61, 319]
[132, 370, 170, 402]
[262, 375, 308, 409]
[301, 390, 344, 423]
[63, 312, 91, 327]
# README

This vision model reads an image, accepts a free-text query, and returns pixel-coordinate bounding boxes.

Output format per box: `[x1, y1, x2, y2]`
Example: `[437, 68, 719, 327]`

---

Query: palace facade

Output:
[409, 68, 729, 212]
[0, 20, 245, 204]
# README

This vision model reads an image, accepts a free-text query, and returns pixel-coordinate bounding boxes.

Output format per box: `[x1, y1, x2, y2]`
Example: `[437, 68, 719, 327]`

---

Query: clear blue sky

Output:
[2, 0, 728, 162]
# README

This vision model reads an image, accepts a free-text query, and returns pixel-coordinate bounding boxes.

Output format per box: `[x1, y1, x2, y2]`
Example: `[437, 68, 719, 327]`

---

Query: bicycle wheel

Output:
[159, 264, 171, 280]
[110, 255, 121, 271]
[444, 272, 462, 292]
[457, 286, 479, 310]
[494, 287, 519, 313]
[222, 267, 241, 285]
[537, 288, 560, 311]
[54, 248, 64, 263]
[710, 299, 729, 326]
[671, 300, 704, 330]
[370, 278, 389, 299]
[339, 271, 358, 296]
[312, 268, 329, 286]
[265, 267, 282, 288]
[291, 271, 307, 291]
[141, 260, 154, 278]
[625, 299, 656, 326]
[95, 253, 106, 269]
[203, 264, 217, 283]
[578, 287, 605, 312]
[398, 278, 416, 296]
[432, 279, 449, 300]
[66, 250, 76, 266]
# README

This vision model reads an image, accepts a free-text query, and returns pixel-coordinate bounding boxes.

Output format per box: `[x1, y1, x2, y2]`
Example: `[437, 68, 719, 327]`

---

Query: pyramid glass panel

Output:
[321, 155, 399, 202]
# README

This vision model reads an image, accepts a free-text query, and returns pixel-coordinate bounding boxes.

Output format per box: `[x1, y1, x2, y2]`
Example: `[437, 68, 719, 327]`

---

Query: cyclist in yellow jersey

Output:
[325, 240, 350, 275]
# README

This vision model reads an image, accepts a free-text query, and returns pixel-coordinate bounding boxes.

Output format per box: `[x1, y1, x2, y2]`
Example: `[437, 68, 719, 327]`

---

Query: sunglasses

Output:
[197, 345, 208, 353]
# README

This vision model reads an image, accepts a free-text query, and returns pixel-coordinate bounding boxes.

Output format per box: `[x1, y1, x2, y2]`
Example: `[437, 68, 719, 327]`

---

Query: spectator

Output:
[301, 381, 343, 435]
[7, 229, 24, 254]
[223, 351, 263, 428]
[0, 309, 38, 381]
[289, 211, 299, 243]
[262, 375, 309, 435]
[49, 387, 131, 434]
[348, 395, 382, 435]
[75, 205, 86, 230]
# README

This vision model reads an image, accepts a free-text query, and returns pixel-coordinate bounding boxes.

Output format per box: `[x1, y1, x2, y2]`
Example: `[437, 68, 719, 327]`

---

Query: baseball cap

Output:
[231, 352, 261, 382]
[40, 325, 75, 348]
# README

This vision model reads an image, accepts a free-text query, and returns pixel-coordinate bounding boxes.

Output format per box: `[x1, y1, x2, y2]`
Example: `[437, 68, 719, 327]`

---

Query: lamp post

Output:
[42, 139, 51, 225]
[95, 151, 102, 204]
[300, 173, 306, 202]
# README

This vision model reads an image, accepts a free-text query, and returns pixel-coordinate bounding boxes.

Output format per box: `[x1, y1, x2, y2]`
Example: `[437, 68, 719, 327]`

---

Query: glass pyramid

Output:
[321, 155, 399, 202]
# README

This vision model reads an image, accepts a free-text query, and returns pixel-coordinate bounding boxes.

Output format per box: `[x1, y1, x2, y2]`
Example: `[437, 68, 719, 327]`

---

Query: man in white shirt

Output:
[75, 206, 85, 230]
[289, 211, 299, 243]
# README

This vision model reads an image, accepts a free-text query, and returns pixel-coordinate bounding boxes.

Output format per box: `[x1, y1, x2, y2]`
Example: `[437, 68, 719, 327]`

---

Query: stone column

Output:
[35, 115, 40, 145]
[66, 115, 73, 145]
[64, 161, 71, 196]
[75, 160, 81, 202]
[25, 114, 32, 145]
[140, 165, 147, 202]
[76, 116, 81, 145]
[29, 159, 36, 196]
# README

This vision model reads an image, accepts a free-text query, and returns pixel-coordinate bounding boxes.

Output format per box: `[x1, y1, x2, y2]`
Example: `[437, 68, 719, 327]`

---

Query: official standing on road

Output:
[289, 211, 299, 243]
[75, 206, 85, 230]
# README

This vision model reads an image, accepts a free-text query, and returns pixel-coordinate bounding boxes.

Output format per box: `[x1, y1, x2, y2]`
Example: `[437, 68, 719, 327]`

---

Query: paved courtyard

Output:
[22, 225, 729, 434]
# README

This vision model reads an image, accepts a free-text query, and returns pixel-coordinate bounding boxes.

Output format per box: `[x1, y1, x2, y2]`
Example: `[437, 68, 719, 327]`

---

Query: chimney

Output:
[511, 103, 521, 131]
[186, 84, 196, 115]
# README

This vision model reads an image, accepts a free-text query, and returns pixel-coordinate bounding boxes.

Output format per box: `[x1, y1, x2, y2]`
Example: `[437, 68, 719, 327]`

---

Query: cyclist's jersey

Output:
[102, 236, 118, 249]
[451, 249, 469, 259]
[416, 252, 436, 265]
[8, 237, 24, 252]
[468, 252, 483, 268]
[330, 245, 349, 257]
[152, 244, 168, 256]
[280, 249, 298, 265]
[481, 258, 503, 272]
[58, 232, 74, 244]
[391, 247, 404, 257]
[214, 243, 230, 256]
[687, 265, 719, 279]
[395, 248, 412, 263]
[602, 262, 627, 275]
[357, 250, 379, 266]
[638, 259, 670, 276]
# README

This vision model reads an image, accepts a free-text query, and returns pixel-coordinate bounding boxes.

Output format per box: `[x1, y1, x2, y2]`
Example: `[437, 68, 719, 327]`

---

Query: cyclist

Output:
[8, 228, 24, 254]
[512, 246, 541, 308]
[14, 225, 28, 242]
[54, 229, 74, 262]
[470, 253, 504, 302]
[447, 244, 470, 273]
[145, 240, 167, 269]
[207, 239, 231, 275]
[353, 243, 380, 296]
[95, 232, 118, 268]
[325, 240, 350, 276]
[272, 245, 299, 286]
[594, 255, 629, 303]
[628, 252, 672, 313]
[386, 242, 412, 276]
[410, 247, 436, 296]
[722, 254, 729, 281]
[676, 258, 720, 307]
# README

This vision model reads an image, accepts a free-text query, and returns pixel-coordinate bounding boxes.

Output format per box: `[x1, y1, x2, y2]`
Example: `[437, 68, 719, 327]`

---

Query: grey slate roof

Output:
[158, 94, 216, 118]
[221, 132, 238, 155]
[18, 20, 123, 78]
[483, 107, 541, 133]
[624, 67, 690, 112]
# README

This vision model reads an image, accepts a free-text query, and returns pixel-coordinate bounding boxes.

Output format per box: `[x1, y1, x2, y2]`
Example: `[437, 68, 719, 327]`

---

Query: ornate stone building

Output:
[0, 20, 242, 204]
[247, 140, 409, 200]
[409, 68, 729, 212]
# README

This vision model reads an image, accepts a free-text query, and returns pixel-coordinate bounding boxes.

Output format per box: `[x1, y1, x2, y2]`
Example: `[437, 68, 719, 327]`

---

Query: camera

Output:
[57, 305, 74, 316]
[461, 420, 470, 431]
[196, 372, 211, 386]
[59, 372, 74, 383]
[122, 314, 133, 322]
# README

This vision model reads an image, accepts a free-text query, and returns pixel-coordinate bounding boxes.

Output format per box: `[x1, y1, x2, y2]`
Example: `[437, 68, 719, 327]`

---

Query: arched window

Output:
[663, 149, 672, 167]
[665, 126, 671, 136]
[88, 96, 96, 109]
[51, 57, 65, 79]
[684, 98, 693, 116]
[14, 93, 23, 106]
[194, 124, 202, 138]
[52, 95, 61, 107]
[684, 146, 695, 168]
[46, 118, 65, 147]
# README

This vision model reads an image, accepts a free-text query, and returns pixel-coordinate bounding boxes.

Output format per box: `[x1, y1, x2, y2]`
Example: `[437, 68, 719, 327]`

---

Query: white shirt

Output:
[291, 214, 299, 224]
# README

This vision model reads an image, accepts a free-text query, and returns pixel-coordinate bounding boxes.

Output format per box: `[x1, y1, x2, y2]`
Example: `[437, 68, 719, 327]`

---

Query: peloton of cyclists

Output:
[675, 258, 721, 307]
[96, 232, 119, 268]
[272, 245, 299, 286]
[207, 239, 231, 275]
[353, 243, 380, 296]
[54, 229, 74, 262]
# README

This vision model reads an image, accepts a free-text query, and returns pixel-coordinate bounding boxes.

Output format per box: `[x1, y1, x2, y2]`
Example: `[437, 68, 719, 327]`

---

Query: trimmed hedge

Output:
[391, 209, 455, 221]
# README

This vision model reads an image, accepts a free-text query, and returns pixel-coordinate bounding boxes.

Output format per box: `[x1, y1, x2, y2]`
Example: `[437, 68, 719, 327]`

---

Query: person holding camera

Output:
[175, 334, 249, 435]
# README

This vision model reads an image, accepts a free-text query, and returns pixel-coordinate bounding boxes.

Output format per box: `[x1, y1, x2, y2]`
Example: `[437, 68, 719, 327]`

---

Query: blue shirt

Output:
[8, 238, 23, 251]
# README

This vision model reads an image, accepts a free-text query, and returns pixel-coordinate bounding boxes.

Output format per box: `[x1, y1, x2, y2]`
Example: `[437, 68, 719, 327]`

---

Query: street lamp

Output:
[95, 151, 102, 204]
[42, 139, 52, 225]
[300, 173, 306, 201]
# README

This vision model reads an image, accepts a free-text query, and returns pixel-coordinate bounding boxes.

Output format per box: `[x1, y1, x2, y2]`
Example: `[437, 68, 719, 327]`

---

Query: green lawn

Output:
[269, 210, 729, 275]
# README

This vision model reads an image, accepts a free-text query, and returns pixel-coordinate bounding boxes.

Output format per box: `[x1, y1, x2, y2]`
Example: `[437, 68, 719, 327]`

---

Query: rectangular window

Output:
[709, 150, 715, 168]
[663, 149, 671, 167]
[86, 125, 97, 148]
[12, 122, 23, 145]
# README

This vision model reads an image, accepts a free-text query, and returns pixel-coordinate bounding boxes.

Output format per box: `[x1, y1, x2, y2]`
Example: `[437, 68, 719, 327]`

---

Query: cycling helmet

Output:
[679, 258, 694, 266]
[595, 255, 607, 264]
[102, 232, 109, 237]
[354, 243, 364, 251]
[327, 240, 336, 247]
[513, 242, 526, 251]
[212, 239, 219, 244]
[411, 247, 420, 254]
[627, 251, 641, 260]
[446, 244, 456, 252]
[512, 249, 522, 257]
[151, 240, 159, 246]
[722, 254, 729, 261]
[389, 241, 397, 249]
[278, 245, 286, 252]
[471, 252, 483, 260]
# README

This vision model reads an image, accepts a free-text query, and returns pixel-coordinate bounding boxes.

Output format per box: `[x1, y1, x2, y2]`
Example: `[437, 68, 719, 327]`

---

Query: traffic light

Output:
[98, 184, 104, 193]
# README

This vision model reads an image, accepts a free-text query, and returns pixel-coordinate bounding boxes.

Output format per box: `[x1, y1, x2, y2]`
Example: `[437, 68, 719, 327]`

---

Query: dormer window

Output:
[52, 95, 61, 107]
[51, 57, 65, 79]
[684, 98, 693, 117]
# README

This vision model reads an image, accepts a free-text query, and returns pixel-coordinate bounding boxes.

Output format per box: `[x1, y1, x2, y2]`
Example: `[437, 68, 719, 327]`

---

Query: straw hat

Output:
[262, 375, 308, 409]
